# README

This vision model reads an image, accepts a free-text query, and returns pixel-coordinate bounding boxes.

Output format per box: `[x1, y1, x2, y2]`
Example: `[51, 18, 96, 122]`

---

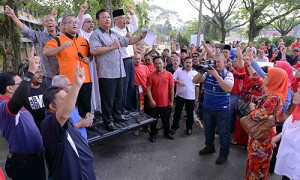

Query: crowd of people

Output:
[0, 1, 300, 179]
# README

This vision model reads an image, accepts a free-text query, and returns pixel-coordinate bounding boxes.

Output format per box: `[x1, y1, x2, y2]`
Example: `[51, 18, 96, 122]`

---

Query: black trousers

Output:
[99, 78, 123, 124]
[5, 150, 46, 180]
[77, 82, 92, 118]
[122, 58, 134, 112]
[149, 106, 172, 136]
[172, 96, 195, 130]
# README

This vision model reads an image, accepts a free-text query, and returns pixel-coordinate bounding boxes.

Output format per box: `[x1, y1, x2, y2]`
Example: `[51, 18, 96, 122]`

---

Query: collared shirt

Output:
[44, 33, 91, 84]
[173, 68, 199, 100]
[89, 27, 129, 78]
[146, 70, 175, 107]
[111, 26, 134, 59]
[21, 25, 59, 78]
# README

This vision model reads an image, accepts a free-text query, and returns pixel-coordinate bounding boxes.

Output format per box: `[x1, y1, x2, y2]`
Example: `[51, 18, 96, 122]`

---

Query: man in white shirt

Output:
[111, 8, 138, 115]
[171, 57, 199, 135]
[255, 49, 269, 62]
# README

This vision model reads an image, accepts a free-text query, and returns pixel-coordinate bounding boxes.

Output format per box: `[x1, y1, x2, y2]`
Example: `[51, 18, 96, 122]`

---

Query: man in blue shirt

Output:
[193, 46, 234, 165]
[41, 63, 96, 179]
[0, 49, 45, 179]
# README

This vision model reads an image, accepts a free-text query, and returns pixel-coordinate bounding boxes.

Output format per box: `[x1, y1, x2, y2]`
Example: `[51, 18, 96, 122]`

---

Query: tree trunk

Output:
[0, 1, 21, 71]
[248, 16, 255, 42]
[221, 29, 226, 42]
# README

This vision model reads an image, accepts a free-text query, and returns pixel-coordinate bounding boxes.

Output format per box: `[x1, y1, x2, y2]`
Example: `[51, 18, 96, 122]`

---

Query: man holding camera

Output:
[193, 42, 234, 165]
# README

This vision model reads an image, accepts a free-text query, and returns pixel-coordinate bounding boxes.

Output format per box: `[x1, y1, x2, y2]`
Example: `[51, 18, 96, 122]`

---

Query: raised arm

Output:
[8, 48, 39, 114]
[56, 62, 85, 127]
[5, 5, 24, 30]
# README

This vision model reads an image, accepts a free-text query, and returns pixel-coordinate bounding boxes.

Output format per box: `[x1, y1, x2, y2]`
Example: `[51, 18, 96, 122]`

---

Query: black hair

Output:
[163, 48, 170, 52]
[171, 52, 178, 56]
[192, 52, 199, 56]
[62, 14, 76, 23]
[43, 86, 63, 109]
[0, 71, 18, 95]
[184, 57, 192, 61]
[96, 9, 109, 20]
[153, 56, 163, 63]
[144, 53, 151, 58]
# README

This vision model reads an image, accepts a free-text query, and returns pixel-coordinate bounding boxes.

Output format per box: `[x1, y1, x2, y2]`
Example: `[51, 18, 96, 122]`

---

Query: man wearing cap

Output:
[111, 8, 139, 114]
[90, 9, 146, 131]
[5, 5, 60, 86]
[290, 37, 300, 53]
[180, 49, 188, 65]
[222, 45, 231, 62]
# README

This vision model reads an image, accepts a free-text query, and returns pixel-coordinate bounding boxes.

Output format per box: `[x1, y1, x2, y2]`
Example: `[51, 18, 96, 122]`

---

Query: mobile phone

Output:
[86, 112, 94, 125]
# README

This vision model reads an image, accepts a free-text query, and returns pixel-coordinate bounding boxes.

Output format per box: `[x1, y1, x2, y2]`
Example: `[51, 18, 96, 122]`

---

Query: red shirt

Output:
[291, 42, 300, 51]
[230, 67, 245, 95]
[146, 63, 156, 73]
[134, 65, 150, 95]
[146, 70, 175, 107]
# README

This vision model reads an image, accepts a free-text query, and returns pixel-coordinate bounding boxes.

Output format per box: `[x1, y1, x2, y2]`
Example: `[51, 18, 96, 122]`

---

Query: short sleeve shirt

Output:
[146, 71, 175, 107]
[89, 28, 129, 78]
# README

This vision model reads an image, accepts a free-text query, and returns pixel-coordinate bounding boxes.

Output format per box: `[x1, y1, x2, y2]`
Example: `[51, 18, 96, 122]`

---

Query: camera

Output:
[197, 60, 216, 74]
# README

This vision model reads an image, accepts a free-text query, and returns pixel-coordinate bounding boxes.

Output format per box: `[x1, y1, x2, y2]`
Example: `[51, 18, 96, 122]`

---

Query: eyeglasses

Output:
[65, 21, 78, 25]
[9, 82, 21, 86]
[192, 56, 198, 58]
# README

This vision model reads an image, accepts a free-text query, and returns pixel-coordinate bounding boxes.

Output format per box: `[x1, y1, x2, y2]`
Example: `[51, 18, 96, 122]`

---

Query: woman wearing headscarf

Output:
[273, 83, 300, 180]
[245, 67, 288, 180]
[269, 61, 294, 175]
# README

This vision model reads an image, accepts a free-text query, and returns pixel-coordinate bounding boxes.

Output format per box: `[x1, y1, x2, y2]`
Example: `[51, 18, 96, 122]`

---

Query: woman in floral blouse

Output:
[245, 67, 288, 180]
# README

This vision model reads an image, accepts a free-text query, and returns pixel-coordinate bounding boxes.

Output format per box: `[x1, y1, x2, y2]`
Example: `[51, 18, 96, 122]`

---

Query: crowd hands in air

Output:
[0, 0, 300, 179]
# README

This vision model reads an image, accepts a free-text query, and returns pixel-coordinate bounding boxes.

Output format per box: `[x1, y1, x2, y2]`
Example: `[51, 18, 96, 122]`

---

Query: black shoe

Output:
[122, 110, 130, 115]
[164, 133, 175, 140]
[149, 135, 156, 142]
[115, 118, 128, 123]
[215, 155, 228, 165]
[170, 128, 177, 135]
[185, 129, 192, 135]
[199, 147, 216, 156]
[106, 122, 115, 131]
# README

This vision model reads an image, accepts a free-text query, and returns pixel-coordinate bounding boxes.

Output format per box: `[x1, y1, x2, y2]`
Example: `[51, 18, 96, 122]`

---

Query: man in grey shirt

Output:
[90, 9, 146, 131]
[5, 5, 60, 86]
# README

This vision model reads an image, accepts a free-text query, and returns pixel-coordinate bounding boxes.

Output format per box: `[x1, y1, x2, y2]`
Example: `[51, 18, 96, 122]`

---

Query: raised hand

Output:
[141, 31, 147, 39]
[28, 47, 40, 74]
[81, 0, 88, 12]
[74, 62, 85, 87]
[125, 6, 134, 15]
[4, 5, 16, 18]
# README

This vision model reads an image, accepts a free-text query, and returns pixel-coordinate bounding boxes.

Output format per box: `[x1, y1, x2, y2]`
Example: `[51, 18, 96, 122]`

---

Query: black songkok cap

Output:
[112, 9, 125, 18]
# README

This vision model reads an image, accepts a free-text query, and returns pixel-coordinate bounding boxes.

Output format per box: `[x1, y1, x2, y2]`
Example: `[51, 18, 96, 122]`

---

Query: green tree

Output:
[271, 10, 300, 36]
[241, 0, 300, 42]
[188, 0, 247, 41]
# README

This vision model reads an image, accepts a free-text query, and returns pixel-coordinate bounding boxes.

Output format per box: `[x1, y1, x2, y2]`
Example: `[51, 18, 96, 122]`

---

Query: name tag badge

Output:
[138, 86, 143, 93]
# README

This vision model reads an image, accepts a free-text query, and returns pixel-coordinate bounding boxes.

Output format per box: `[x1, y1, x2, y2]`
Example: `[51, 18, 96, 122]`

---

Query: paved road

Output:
[0, 122, 282, 180]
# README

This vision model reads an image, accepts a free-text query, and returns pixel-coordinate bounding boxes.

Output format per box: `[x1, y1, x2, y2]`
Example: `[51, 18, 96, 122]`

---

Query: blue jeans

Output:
[203, 108, 230, 157]
[229, 94, 239, 132]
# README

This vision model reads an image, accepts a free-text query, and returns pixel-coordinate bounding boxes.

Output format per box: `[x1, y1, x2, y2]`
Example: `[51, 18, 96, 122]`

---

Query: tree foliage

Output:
[188, 0, 246, 41]
[271, 10, 300, 36]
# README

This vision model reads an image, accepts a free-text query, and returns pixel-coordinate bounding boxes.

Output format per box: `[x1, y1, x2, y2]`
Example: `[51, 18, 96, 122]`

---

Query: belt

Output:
[9, 150, 42, 159]
[123, 57, 132, 60]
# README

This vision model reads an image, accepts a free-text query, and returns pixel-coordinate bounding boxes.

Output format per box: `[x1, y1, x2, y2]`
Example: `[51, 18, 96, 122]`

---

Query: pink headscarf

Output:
[275, 61, 293, 87]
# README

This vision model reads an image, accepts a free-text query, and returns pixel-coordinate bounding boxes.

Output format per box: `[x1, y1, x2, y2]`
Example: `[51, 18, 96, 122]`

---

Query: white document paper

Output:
[141, 28, 157, 45]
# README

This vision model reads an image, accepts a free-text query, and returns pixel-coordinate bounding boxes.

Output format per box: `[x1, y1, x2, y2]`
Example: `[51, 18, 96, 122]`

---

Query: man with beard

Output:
[171, 57, 199, 136]
[5, 5, 60, 86]
[22, 65, 48, 129]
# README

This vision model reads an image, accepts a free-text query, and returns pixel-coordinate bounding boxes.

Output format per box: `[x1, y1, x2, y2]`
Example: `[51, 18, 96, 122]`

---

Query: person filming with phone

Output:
[193, 41, 234, 165]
